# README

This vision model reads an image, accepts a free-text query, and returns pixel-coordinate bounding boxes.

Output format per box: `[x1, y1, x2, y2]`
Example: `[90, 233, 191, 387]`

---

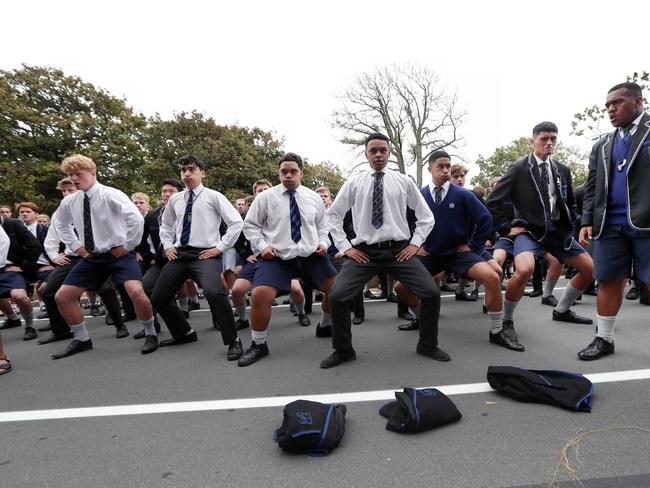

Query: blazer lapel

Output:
[628, 113, 650, 169]
[601, 131, 616, 175]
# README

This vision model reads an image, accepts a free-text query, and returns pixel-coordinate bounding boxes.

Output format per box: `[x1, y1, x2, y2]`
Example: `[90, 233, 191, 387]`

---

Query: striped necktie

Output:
[180, 190, 194, 246]
[288, 190, 302, 243]
[434, 186, 443, 205]
[539, 162, 552, 221]
[371, 172, 384, 229]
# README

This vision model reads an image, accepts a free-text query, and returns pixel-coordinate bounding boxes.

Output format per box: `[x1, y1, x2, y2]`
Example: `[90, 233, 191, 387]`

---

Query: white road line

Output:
[1, 368, 648, 423]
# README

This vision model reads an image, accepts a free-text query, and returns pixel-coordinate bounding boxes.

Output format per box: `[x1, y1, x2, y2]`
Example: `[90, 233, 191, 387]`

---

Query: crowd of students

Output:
[1, 81, 648, 376]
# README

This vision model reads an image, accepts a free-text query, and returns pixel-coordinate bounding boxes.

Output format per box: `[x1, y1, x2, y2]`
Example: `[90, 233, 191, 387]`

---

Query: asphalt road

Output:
[1, 283, 649, 488]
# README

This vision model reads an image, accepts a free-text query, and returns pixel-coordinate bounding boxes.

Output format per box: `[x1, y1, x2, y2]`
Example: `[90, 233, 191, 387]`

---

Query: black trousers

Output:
[98, 279, 124, 327]
[331, 254, 364, 318]
[41, 258, 80, 335]
[328, 244, 440, 352]
[151, 255, 236, 345]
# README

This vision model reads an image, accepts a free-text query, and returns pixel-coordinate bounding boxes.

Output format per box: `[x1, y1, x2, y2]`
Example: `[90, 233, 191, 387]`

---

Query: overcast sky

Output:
[3, 0, 648, 182]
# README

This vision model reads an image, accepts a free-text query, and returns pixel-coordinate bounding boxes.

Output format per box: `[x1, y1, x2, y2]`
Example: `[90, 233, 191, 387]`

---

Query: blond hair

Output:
[56, 177, 74, 190]
[131, 192, 150, 204]
[450, 163, 469, 177]
[61, 154, 96, 173]
[315, 187, 331, 197]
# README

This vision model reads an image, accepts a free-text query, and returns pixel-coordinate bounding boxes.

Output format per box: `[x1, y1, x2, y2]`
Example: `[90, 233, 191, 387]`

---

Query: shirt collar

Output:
[283, 184, 301, 194]
[533, 153, 550, 166]
[620, 112, 644, 136]
[428, 180, 450, 192]
[84, 182, 100, 199]
[186, 184, 203, 197]
[368, 167, 387, 176]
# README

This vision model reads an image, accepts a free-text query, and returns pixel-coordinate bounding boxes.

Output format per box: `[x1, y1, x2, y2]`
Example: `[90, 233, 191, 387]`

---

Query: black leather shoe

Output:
[188, 301, 200, 311]
[141, 335, 159, 354]
[502, 319, 518, 342]
[352, 315, 364, 325]
[133, 329, 146, 340]
[626, 288, 640, 301]
[583, 285, 598, 296]
[397, 311, 415, 321]
[159, 331, 198, 347]
[37, 310, 49, 319]
[23, 326, 37, 341]
[455, 291, 477, 302]
[235, 319, 250, 330]
[38, 331, 73, 344]
[237, 340, 268, 366]
[416, 345, 451, 362]
[314, 293, 324, 302]
[0, 318, 21, 330]
[315, 324, 332, 337]
[578, 336, 614, 360]
[398, 319, 419, 331]
[105, 314, 114, 326]
[115, 325, 130, 338]
[51, 339, 93, 359]
[363, 290, 376, 299]
[489, 329, 525, 351]
[552, 309, 593, 324]
[289, 302, 298, 316]
[37, 323, 52, 332]
[541, 295, 558, 307]
[386, 293, 398, 303]
[526, 289, 543, 297]
[227, 338, 244, 361]
[469, 290, 479, 301]
[298, 314, 311, 327]
[320, 348, 356, 368]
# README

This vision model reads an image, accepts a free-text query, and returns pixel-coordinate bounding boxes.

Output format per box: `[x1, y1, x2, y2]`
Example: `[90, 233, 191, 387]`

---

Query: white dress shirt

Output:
[54, 182, 144, 253]
[44, 210, 78, 261]
[622, 112, 644, 138]
[25, 223, 50, 265]
[428, 180, 451, 202]
[533, 154, 558, 220]
[329, 168, 435, 253]
[160, 184, 242, 252]
[243, 184, 329, 259]
[0, 226, 9, 268]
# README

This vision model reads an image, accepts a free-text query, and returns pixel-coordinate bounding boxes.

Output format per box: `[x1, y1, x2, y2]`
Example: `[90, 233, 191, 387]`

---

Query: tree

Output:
[332, 64, 466, 187]
[473, 137, 589, 190]
[0, 64, 149, 213]
[143, 111, 285, 202]
[570, 71, 649, 141]
[302, 160, 345, 196]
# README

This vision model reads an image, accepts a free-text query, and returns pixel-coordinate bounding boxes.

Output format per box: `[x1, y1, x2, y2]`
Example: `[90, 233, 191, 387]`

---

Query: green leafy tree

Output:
[473, 137, 589, 190]
[571, 71, 649, 141]
[302, 160, 345, 196]
[0, 64, 149, 213]
[143, 111, 284, 202]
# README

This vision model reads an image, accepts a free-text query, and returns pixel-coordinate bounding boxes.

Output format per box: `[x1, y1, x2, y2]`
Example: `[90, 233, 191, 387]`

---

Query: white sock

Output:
[71, 322, 90, 341]
[488, 311, 503, 333]
[457, 279, 468, 293]
[319, 311, 331, 327]
[142, 317, 156, 336]
[236, 306, 248, 321]
[7, 311, 19, 320]
[555, 282, 584, 313]
[251, 329, 267, 344]
[503, 299, 518, 321]
[191, 294, 200, 304]
[295, 302, 305, 315]
[596, 315, 616, 342]
[178, 297, 189, 312]
[410, 305, 421, 320]
[543, 279, 558, 298]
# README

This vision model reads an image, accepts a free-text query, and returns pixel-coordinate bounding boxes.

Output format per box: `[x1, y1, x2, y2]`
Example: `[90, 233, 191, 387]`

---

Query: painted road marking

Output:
[1, 368, 648, 423]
